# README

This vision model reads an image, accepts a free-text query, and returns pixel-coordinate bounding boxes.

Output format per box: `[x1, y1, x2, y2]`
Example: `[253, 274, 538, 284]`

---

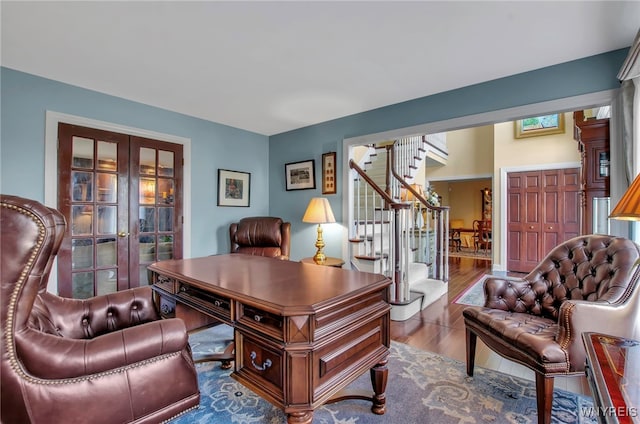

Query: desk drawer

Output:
[238, 335, 283, 393]
[176, 283, 232, 322]
[238, 304, 284, 340]
[154, 274, 179, 294]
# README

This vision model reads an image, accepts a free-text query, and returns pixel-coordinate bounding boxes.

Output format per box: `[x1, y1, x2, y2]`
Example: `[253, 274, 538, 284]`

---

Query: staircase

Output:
[349, 135, 449, 321]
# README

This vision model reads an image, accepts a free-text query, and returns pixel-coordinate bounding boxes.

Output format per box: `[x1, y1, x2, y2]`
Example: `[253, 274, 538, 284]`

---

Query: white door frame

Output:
[342, 89, 619, 271]
[44, 111, 192, 293]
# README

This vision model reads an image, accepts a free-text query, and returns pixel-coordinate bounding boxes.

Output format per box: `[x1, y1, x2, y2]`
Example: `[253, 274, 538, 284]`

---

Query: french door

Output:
[57, 123, 183, 299]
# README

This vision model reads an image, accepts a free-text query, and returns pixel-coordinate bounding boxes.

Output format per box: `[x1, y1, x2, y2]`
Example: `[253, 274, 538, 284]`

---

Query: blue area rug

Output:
[170, 328, 596, 423]
[454, 274, 489, 306]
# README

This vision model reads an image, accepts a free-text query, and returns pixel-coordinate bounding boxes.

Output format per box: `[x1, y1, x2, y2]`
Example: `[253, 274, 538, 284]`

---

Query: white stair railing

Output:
[349, 159, 413, 304]
[393, 135, 424, 182]
[349, 135, 450, 309]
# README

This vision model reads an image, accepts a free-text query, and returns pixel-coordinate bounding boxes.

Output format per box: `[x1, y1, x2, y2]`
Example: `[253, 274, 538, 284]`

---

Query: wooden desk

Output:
[300, 256, 345, 268]
[149, 254, 391, 424]
[583, 332, 640, 424]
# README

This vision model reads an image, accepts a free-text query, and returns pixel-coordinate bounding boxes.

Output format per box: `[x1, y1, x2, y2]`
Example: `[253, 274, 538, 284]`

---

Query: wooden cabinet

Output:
[574, 111, 610, 235]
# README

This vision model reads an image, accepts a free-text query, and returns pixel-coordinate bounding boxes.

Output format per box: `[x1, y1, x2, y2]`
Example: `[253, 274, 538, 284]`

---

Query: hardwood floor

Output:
[390, 256, 590, 396]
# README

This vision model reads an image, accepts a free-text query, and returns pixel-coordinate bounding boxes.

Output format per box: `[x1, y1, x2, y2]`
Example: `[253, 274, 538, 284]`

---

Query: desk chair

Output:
[203, 216, 292, 369]
[230, 216, 291, 260]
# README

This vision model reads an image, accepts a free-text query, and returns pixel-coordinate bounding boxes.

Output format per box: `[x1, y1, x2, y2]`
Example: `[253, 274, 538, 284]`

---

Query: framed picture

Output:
[514, 114, 565, 139]
[285, 159, 316, 191]
[217, 169, 250, 207]
[322, 152, 337, 194]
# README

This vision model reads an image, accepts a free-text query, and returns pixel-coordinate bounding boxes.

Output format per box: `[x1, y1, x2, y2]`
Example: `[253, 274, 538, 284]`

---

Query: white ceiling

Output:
[2, 1, 639, 136]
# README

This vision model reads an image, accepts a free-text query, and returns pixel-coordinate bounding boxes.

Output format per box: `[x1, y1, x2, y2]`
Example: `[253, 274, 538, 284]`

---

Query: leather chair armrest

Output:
[484, 276, 538, 312]
[229, 223, 240, 253]
[557, 297, 640, 371]
[16, 318, 189, 379]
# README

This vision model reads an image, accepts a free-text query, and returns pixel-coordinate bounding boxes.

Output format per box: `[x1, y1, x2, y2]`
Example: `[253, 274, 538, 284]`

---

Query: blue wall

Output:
[0, 67, 270, 257]
[0, 48, 629, 262]
[269, 49, 629, 261]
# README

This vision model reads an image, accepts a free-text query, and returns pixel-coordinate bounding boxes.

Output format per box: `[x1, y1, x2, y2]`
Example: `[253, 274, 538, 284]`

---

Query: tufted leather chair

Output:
[0, 195, 199, 424]
[229, 216, 291, 260]
[463, 234, 640, 424]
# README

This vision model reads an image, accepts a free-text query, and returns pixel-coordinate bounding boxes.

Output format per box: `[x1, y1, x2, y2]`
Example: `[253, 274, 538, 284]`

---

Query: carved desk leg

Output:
[287, 410, 313, 424]
[370, 358, 388, 415]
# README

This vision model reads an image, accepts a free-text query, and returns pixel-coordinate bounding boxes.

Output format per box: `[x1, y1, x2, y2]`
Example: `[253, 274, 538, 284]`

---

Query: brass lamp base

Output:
[312, 224, 326, 265]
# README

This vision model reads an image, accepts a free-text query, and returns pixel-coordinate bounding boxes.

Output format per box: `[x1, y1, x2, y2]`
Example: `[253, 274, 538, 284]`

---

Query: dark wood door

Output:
[57, 124, 183, 298]
[507, 168, 580, 273]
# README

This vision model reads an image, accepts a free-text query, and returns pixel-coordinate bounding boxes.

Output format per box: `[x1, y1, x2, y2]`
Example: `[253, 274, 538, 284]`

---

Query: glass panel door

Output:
[129, 137, 183, 286]
[57, 124, 183, 298]
[58, 124, 129, 298]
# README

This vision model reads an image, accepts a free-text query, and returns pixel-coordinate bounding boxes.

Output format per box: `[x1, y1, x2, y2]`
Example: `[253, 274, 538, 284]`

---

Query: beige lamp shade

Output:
[450, 219, 465, 229]
[401, 184, 424, 202]
[302, 197, 336, 224]
[610, 173, 640, 221]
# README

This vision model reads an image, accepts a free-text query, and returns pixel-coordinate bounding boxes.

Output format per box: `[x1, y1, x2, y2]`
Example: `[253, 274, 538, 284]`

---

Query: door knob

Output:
[118, 231, 129, 238]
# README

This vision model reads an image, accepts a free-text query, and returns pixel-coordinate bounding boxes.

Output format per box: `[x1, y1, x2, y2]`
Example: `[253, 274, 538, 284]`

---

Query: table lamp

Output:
[401, 183, 424, 202]
[400, 184, 424, 228]
[610, 172, 640, 267]
[610, 173, 640, 221]
[302, 197, 336, 264]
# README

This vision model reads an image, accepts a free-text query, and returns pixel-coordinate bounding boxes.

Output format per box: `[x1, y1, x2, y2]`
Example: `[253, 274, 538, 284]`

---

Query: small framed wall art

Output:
[514, 114, 565, 139]
[217, 169, 250, 207]
[285, 159, 316, 191]
[322, 152, 337, 194]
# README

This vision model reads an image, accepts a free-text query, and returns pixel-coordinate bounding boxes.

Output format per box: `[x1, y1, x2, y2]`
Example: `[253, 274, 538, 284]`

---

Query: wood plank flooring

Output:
[390, 256, 590, 396]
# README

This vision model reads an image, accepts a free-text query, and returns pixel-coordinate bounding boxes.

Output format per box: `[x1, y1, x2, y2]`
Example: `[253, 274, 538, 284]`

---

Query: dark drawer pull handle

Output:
[250, 351, 272, 371]
[254, 314, 263, 322]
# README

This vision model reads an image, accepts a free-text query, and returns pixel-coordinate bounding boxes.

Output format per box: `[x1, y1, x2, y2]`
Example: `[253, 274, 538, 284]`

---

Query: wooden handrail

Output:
[349, 159, 410, 210]
[389, 147, 448, 213]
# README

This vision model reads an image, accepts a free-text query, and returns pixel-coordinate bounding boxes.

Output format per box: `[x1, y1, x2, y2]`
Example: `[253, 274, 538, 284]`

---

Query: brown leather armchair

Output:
[1, 195, 199, 424]
[229, 216, 291, 260]
[463, 234, 640, 424]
